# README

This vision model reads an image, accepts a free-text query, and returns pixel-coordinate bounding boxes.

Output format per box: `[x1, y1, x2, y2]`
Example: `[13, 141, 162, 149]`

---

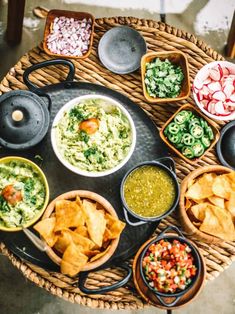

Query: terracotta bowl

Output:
[42, 190, 120, 271]
[179, 165, 233, 244]
[159, 103, 220, 165]
[132, 227, 206, 309]
[43, 9, 95, 59]
[141, 51, 190, 103]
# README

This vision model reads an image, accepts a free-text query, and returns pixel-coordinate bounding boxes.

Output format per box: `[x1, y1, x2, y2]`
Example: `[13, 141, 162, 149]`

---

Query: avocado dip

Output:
[0, 160, 46, 228]
[55, 98, 132, 172]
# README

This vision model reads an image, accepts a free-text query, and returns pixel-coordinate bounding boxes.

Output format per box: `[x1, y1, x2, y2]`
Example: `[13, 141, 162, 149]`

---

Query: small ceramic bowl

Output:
[43, 9, 95, 59]
[193, 61, 235, 121]
[136, 226, 203, 308]
[51, 94, 136, 177]
[120, 157, 179, 226]
[141, 51, 190, 103]
[159, 103, 220, 165]
[216, 120, 235, 169]
[0, 156, 49, 232]
[179, 165, 232, 244]
[41, 190, 120, 271]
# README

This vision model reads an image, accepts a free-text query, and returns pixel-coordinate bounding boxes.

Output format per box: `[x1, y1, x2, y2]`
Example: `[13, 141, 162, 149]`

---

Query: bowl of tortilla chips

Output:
[180, 165, 235, 243]
[33, 190, 126, 276]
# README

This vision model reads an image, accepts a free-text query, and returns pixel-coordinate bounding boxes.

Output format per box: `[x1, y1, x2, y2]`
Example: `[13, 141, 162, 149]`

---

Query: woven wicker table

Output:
[0, 17, 235, 310]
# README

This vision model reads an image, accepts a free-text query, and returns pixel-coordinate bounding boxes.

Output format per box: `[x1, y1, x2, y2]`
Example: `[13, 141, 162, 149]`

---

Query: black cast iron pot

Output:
[120, 157, 180, 226]
[139, 226, 201, 307]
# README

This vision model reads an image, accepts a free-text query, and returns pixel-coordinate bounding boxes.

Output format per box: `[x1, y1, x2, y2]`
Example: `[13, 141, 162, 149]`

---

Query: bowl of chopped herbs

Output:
[141, 51, 190, 103]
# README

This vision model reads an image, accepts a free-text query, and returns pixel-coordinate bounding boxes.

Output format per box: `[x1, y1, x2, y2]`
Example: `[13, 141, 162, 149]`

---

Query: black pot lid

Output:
[0, 90, 50, 150]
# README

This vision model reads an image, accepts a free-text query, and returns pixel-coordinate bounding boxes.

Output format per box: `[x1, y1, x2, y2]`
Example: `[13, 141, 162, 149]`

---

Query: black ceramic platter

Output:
[98, 26, 147, 74]
[216, 120, 235, 170]
[0, 60, 169, 271]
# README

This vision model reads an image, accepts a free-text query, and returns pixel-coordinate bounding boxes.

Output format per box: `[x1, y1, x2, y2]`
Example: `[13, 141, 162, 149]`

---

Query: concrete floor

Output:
[0, 0, 235, 313]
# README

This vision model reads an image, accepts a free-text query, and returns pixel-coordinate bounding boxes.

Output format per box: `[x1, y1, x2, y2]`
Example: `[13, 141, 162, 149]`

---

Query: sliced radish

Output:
[214, 101, 226, 115]
[207, 81, 221, 92]
[212, 90, 226, 102]
[194, 80, 203, 90]
[230, 94, 235, 102]
[207, 100, 216, 115]
[217, 64, 224, 79]
[197, 92, 203, 101]
[203, 78, 212, 85]
[201, 99, 209, 108]
[223, 84, 234, 98]
[228, 67, 235, 75]
[209, 68, 220, 81]
[222, 67, 230, 76]
[201, 85, 210, 96]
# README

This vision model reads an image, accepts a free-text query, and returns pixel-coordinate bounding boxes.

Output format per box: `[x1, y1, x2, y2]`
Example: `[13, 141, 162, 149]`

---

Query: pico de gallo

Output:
[142, 239, 197, 294]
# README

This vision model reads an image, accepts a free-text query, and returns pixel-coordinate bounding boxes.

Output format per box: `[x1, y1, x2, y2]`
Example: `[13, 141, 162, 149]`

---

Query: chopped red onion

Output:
[46, 16, 92, 57]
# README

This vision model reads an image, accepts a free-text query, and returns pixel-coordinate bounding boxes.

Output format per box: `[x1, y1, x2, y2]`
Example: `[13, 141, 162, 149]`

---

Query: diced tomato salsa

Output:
[142, 239, 197, 293]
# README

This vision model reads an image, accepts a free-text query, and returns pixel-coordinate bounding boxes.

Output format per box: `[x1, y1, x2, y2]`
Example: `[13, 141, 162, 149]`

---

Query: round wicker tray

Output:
[0, 17, 235, 310]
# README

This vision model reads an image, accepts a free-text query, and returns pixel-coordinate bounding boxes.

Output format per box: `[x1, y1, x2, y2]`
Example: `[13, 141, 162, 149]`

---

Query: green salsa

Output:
[123, 165, 176, 218]
[0, 160, 46, 228]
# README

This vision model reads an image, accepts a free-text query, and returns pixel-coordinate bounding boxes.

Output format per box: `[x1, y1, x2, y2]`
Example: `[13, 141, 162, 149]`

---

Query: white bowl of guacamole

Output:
[0, 157, 49, 231]
[51, 95, 136, 177]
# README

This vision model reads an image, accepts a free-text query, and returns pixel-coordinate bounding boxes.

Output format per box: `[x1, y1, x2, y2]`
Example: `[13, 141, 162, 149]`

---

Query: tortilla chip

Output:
[66, 229, 95, 251]
[82, 199, 106, 247]
[54, 230, 72, 254]
[75, 196, 83, 207]
[61, 243, 88, 276]
[212, 174, 232, 200]
[54, 200, 85, 232]
[185, 198, 192, 211]
[199, 205, 235, 241]
[34, 217, 58, 247]
[225, 192, 235, 221]
[74, 225, 89, 238]
[186, 173, 216, 200]
[193, 221, 201, 227]
[89, 245, 111, 262]
[190, 203, 209, 221]
[208, 195, 225, 208]
[104, 213, 126, 240]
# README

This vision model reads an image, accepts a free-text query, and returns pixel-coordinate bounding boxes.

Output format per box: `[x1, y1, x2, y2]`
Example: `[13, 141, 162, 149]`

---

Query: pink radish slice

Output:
[203, 78, 212, 85]
[212, 90, 226, 102]
[225, 101, 235, 107]
[223, 84, 234, 98]
[209, 68, 221, 81]
[194, 80, 203, 90]
[207, 81, 221, 92]
[217, 64, 223, 80]
[228, 67, 235, 75]
[214, 101, 227, 115]
[207, 100, 216, 115]
[222, 67, 230, 76]
[230, 94, 235, 102]
[201, 99, 209, 108]
[197, 92, 203, 101]
[201, 85, 210, 96]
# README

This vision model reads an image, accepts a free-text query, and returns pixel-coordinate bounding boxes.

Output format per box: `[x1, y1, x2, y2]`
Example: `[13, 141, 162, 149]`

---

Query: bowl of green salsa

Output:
[120, 157, 179, 226]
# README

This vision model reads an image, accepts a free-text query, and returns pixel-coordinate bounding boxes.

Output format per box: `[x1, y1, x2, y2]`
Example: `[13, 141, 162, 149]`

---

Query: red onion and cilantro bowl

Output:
[142, 239, 197, 294]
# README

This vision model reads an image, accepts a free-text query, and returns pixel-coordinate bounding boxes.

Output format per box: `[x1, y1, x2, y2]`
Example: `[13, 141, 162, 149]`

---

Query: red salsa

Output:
[142, 239, 197, 293]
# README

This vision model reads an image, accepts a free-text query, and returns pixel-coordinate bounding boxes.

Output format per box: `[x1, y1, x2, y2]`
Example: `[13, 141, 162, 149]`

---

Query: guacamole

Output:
[55, 99, 132, 172]
[0, 160, 46, 228]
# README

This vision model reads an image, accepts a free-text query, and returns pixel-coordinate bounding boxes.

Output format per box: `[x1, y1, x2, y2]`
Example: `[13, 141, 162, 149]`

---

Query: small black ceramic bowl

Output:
[139, 226, 201, 307]
[216, 120, 235, 170]
[120, 157, 179, 226]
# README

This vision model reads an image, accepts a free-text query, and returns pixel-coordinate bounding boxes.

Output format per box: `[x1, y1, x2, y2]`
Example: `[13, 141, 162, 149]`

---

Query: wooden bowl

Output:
[43, 9, 95, 59]
[159, 103, 220, 165]
[179, 165, 233, 244]
[132, 234, 206, 309]
[141, 51, 190, 103]
[42, 190, 120, 271]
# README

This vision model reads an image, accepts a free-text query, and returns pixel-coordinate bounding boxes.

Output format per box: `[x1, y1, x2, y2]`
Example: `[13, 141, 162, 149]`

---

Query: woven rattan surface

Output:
[0, 17, 234, 310]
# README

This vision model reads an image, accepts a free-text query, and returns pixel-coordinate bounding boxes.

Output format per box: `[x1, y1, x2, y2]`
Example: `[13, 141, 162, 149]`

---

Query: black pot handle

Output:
[23, 59, 75, 92]
[78, 264, 132, 295]
[154, 156, 175, 172]
[158, 225, 185, 239]
[123, 208, 147, 226]
[156, 294, 181, 307]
